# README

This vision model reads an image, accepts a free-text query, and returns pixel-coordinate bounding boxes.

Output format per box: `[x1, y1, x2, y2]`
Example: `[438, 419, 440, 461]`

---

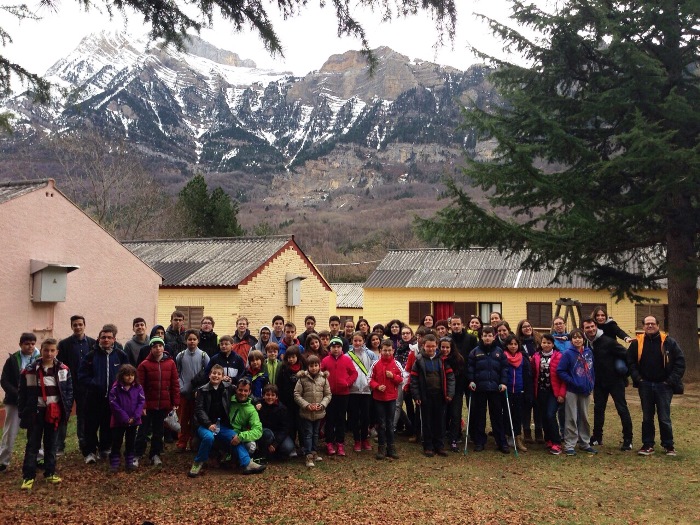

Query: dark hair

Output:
[304, 315, 316, 324]
[419, 314, 435, 327]
[423, 334, 438, 344]
[132, 317, 146, 327]
[272, 315, 285, 324]
[329, 315, 341, 324]
[201, 316, 215, 326]
[20, 332, 37, 344]
[184, 329, 199, 339]
[435, 319, 449, 329]
[284, 322, 296, 331]
[306, 354, 320, 365]
[386, 320, 404, 332]
[171, 310, 185, 320]
[482, 326, 495, 335]
[496, 321, 512, 334]
[590, 305, 607, 319]
[210, 364, 224, 374]
[70, 315, 86, 325]
[102, 323, 118, 336]
[356, 319, 371, 332]
[503, 335, 520, 349]
[380, 338, 393, 349]
[219, 335, 234, 344]
[262, 383, 279, 395]
[515, 319, 541, 346]
[368, 333, 382, 349]
[540, 333, 555, 346]
[581, 317, 596, 326]
[283, 345, 303, 364]
[439, 336, 464, 367]
[248, 350, 264, 363]
[117, 364, 138, 384]
[569, 328, 585, 342]
[372, 324, 385, 335]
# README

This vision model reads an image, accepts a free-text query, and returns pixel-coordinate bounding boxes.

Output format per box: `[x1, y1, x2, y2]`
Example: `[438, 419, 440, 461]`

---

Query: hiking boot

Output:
[620, 441, 632, 451]
[361, 439, 372, 451]
[664, 447, 677, 457]
[387, 445, 399, 459]
[151, 455, 163, 467]
[45, 474, 62, 484]
[242, 460, 266, 475]
[188, 462, 203, 477]
[638, 446, 654, 456]
[375, 445, 386, 460]
[336, 444, 346, 457]
[326, 442, 336, 456]
[353, 441, 362, 452]
[305, 454, 315, 468]
[549, 444, 562, 455]
[21, 478, 34, 490]
[523, 429, 534, 444]
[515, 435, 528, 452]
[84, 453, 97, 465]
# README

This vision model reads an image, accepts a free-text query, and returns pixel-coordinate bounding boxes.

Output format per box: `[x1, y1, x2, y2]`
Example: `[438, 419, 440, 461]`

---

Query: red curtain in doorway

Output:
[434, 302, 454, 321]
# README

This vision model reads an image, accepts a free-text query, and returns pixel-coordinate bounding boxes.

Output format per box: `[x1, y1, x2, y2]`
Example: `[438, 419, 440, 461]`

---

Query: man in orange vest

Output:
[627, 315, 685, 457]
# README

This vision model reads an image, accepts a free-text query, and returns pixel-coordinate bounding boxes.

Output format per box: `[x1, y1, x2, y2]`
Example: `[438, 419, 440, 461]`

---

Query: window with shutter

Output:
[175, 306, 205, 330]
[526, 302, 553, 329]
[409, 302, 432, 325]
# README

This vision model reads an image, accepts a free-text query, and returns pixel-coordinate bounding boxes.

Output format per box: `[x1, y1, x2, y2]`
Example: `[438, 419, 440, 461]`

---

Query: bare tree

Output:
[49, 129, 166, 240]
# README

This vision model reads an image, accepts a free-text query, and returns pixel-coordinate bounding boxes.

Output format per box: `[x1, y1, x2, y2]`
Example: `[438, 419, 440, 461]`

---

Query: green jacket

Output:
[228, 395, 263, 443]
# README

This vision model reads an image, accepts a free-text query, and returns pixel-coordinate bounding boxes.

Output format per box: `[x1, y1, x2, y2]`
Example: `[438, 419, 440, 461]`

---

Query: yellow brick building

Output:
[124, 236, 331, 335]
[363, 249, 696, 334]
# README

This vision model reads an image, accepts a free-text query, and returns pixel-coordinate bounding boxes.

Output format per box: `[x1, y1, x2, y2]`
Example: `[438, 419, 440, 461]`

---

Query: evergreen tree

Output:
[419, 0, 700, 373]
[178, 174, 243, 237]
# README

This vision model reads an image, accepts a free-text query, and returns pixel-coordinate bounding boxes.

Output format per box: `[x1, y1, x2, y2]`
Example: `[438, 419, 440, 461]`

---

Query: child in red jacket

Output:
[320, 338, 357, 457]
[369, 339, 404, 460]
[135, 337, 180, 467]
[531, 334, 566, 455]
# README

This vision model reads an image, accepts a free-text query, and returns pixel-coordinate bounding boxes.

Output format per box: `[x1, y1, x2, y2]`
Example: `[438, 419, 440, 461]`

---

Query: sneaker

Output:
[665, 447, 677, 457]
[361, 439, 372, 451]
[152, 455, 162, 467]
[450, 442, 459, 453]
[549, 444, 562, 455]
[314, 454, 323, 462]
[590, 438, 602, 447]
[326, 443, 336, 456]
[580, 446, 598, 454]
[564, 449, 576, 456]
[474, 444, 484, 452]
[56, 450, 65, 458]
[131, 457, 140, 468]
[188, 462, 203, 478]
[305, 454, 315, 468]
[353, 441, 362, 452]
[84, 453, 97, 465]
[242, 460, 266, 475]
[620, 441, 632, 451]
[544, 440, 553, 449]
[21, 478, 34, 490]
[45, 474, 62, 484]
[638, 446, 655, 456]
[288, 450, 298, 458]
[336, 444, 346, 457]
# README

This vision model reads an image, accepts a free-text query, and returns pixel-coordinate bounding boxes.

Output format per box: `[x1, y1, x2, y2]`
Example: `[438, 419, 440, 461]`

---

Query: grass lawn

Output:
[1, 384, 698, 525]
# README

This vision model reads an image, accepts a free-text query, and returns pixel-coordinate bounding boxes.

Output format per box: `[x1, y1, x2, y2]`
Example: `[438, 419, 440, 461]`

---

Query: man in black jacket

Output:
[583, 318, 633, 451]
[56, 315, 96, 455]
[627, 315, 685, 457]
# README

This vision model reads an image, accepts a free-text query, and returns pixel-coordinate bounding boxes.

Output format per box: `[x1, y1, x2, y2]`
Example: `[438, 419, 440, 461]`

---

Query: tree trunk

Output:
[665, 203, 699, 381]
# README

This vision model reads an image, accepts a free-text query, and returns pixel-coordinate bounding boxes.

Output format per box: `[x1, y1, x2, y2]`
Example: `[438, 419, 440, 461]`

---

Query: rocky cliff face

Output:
[0, 32, 497, 204]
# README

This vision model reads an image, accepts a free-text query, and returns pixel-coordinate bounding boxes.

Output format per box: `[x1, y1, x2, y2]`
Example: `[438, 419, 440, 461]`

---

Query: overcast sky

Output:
[3, 0, 531, 78]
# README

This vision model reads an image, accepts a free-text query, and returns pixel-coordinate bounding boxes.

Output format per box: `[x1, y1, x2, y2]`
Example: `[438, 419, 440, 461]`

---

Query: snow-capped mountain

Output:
[1, 31, 496, 197]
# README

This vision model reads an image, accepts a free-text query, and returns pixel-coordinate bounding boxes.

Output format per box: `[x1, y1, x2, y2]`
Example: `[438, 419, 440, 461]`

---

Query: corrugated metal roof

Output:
[364, 249, 592, 289]
[331, 283, 363, 308]
[0, 180, 50, 205]
[123, 237, 291, 287]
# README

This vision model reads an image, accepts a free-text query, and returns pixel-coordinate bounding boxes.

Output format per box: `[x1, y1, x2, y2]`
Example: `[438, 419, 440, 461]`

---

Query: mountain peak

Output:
[183, 34, 257, 68]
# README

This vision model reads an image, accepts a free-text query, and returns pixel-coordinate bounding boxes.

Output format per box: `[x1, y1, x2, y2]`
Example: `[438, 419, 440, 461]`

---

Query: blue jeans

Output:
[299, 419, 321, 456]
[194, 425, 251, 467]
[537, 389, 561, 445]
[258, 428, 295, 458]
[638, 381, 674, 448]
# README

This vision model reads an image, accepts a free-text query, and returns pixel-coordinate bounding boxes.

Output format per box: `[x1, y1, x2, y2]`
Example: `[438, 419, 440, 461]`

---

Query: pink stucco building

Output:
[0, 179, 162, 347]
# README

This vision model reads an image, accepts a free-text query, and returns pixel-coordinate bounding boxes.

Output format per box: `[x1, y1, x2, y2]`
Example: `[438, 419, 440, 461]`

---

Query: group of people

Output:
[0, 306, 686, 489]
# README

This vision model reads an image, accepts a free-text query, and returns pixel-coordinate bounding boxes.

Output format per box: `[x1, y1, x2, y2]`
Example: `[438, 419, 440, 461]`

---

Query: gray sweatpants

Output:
[563, 391, 591, 450]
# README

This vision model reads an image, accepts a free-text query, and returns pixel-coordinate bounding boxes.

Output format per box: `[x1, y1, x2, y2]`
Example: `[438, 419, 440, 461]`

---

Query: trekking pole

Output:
[504, 389, 518, 457]
[463, 393, 472, 456]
